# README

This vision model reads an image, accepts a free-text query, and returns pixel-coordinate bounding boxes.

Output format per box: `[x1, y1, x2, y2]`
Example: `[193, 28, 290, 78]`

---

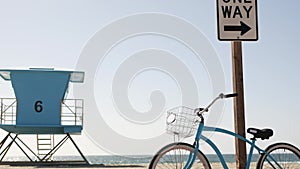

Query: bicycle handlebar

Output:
[195, 93, 237, 116]
[224, 93, 238, 98]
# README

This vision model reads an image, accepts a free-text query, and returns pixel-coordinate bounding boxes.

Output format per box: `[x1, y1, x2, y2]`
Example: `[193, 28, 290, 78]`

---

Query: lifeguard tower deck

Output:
[0, 68, 87, 163]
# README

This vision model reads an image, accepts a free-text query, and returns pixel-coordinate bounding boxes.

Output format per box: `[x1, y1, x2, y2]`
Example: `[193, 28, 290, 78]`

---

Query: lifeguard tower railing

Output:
[0, 98, 16, 125]
[0, 98, 83, 126]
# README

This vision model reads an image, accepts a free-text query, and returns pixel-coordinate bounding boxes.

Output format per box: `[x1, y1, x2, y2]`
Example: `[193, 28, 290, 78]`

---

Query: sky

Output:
[0, 0, 299, 157]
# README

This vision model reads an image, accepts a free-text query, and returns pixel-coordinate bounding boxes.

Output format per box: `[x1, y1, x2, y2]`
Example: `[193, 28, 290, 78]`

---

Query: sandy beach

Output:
[0, 162, 257, 169]
[0, 165, 148, 169]
[0, 165, 147, 169]
[0, 162, 298, 169]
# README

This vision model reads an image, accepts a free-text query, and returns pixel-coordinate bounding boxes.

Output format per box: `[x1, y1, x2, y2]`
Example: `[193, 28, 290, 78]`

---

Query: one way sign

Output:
[217, 0, 258, 41]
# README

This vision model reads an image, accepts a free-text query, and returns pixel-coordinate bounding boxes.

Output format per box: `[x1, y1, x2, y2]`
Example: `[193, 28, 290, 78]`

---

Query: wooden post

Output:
[231, 41, 247, 169]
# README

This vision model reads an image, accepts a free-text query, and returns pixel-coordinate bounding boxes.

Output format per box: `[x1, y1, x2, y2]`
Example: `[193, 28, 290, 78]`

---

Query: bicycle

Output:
[149, 93, 300, 169]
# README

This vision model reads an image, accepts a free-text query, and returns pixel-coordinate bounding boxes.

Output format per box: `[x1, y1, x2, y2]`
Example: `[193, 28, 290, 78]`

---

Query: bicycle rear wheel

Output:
[149, 142, 211, 169]
[257, 142, 300, 169]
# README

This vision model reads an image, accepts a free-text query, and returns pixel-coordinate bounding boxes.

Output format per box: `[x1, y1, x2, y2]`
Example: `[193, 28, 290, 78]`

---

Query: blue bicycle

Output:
[149, 93, 300, 169]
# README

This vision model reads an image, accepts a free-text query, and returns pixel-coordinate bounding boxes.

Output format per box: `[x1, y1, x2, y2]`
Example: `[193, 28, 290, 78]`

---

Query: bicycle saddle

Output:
[247, 128, 273, 140]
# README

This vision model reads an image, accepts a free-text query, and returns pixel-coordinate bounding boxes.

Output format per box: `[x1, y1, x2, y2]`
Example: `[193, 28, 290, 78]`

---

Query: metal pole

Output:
[0, 98, 3, 124]
[0, 134, 18, 162]
[0, 133, 11, 150]
[15, 136, 41, 161]
[10, 135, 34, 162]
[232, 41, 247, 169]
[67, 133, 89, 164]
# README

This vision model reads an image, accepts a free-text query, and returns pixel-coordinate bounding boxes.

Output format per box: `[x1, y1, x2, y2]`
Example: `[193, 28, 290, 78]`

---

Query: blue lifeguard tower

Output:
[0, 68, 87, 163]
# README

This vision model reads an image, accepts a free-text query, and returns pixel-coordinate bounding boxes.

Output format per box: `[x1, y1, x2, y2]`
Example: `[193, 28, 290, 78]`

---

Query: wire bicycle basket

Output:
[166, 106, 200, 138]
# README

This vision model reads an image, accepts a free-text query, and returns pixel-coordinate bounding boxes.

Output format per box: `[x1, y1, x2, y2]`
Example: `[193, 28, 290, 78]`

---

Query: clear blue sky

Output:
[0, 0, 299, 156]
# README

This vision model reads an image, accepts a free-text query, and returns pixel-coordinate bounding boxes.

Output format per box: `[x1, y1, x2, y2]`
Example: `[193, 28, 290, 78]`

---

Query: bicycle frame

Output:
[184, 119, 283, 169]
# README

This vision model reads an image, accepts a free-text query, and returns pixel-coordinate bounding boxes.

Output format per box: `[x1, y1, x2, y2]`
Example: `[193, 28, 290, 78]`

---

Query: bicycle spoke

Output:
[149, 143, 210, 169]
[257, 143, 300, 169]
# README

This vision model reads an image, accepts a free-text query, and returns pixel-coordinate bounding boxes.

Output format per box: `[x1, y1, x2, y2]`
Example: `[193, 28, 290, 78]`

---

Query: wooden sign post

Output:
[217, 0, 258, 168]
[231, 41, 247, 169]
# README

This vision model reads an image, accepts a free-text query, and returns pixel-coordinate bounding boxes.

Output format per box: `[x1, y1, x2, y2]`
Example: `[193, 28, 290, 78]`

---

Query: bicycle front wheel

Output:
[149, 142, 211, 169]
[257, 142, 300, 169]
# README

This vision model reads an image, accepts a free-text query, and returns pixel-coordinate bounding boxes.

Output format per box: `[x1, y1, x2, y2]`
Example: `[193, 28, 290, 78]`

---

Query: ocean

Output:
[4, 154, 261, 165]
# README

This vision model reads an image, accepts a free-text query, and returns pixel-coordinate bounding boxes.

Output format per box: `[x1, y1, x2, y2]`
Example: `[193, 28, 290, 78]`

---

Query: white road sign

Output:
[217, 0, 258, 41]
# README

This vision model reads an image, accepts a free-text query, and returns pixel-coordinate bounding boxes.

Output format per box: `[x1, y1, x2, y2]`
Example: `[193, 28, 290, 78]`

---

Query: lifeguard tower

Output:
[0, 68, 87, 163]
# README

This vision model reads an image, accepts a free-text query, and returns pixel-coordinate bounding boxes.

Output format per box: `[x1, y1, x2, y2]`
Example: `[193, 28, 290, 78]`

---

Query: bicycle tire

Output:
[256, 142, 300, 169]
[149, 142, 211, 169]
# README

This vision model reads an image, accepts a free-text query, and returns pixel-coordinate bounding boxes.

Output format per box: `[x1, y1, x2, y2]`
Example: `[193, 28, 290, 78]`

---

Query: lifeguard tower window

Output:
[0, 69, 85, 134]
[70, 72, 85, 83]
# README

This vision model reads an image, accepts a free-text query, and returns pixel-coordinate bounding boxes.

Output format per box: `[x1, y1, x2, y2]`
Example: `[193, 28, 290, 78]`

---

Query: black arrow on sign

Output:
[224, 21, 251, 36]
